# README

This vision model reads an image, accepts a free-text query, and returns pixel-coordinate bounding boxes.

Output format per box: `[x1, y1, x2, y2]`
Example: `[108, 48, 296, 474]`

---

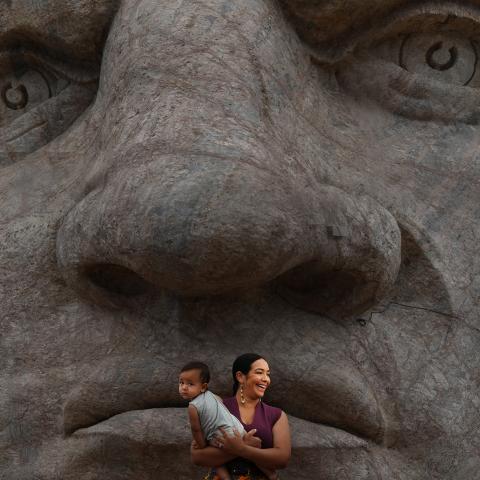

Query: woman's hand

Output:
[243, 429, 262, 448]
[215, 428, 248, 456]
[216, 412, 291, 470]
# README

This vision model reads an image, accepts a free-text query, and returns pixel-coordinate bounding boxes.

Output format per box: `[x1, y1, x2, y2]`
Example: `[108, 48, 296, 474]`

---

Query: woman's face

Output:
[240, 359, 271, 401]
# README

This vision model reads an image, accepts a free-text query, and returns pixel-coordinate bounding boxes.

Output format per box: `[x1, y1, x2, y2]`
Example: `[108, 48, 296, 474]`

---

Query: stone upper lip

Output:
[63, 355, 385, 444]
[72, 407, 369, 450]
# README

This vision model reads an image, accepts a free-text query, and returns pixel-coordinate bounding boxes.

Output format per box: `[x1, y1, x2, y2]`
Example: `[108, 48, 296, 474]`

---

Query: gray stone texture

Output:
[1, 0, 479, 479]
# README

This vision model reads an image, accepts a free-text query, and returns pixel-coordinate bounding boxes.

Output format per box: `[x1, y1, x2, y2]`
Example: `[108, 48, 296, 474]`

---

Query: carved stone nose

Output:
[56, 158, 401, 316]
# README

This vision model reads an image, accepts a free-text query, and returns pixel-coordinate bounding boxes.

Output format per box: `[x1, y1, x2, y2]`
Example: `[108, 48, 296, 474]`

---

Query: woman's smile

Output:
[242, 359, 271, 400]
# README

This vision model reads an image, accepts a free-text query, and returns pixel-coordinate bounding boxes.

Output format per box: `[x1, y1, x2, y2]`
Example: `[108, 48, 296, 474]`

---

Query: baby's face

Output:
[178, 370, 207, 401]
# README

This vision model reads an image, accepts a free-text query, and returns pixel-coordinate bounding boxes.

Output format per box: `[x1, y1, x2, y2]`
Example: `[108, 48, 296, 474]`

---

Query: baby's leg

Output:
[205, 437, 231, 480]
[239, 431, 278, 479]
[257, 466, 278, 480]
[214, 465, 231, 480]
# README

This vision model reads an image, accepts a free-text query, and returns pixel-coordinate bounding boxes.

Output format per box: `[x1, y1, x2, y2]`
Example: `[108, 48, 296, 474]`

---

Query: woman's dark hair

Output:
[232, 353, 264, 395]
[180, 361, 210, 383]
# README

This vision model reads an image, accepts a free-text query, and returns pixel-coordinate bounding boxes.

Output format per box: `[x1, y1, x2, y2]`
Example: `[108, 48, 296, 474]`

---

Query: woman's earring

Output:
[240, 384, 246, 405]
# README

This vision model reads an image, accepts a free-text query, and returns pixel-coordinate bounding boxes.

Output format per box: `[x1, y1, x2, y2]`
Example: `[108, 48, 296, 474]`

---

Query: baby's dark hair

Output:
[180, 361, 210, 383]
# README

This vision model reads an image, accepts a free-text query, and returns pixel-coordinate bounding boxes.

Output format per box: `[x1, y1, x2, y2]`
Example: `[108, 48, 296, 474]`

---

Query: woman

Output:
[191, 353, 291, 480]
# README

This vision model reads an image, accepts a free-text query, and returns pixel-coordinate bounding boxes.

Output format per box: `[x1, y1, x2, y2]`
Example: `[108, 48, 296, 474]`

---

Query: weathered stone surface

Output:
[1, 1, 479, 479]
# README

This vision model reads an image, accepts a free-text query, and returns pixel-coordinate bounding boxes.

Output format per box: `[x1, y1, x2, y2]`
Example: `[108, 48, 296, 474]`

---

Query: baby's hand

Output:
[191, 440, 200, 449]
[243, 429, 261, 448]
[210, 437, 222, 448]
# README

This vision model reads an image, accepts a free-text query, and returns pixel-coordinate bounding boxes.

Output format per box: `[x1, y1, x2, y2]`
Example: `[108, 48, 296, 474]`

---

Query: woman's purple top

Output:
[223, 396, 282, 449]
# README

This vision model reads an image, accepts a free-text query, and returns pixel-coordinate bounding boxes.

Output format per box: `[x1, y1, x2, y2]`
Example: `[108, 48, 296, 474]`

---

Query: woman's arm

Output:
[218, 412, 291, 470]
[190, 429, 261, 467]
[190, 443, 236, 467]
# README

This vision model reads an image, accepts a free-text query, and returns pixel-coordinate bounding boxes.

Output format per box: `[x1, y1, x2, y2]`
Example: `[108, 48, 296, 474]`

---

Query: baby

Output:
[179, 361, 276, 480]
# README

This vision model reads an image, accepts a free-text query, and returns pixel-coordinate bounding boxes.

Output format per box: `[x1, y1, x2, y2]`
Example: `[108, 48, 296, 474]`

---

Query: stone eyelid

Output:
[309, 1, 480, 65]
[0, 48, 99, 85]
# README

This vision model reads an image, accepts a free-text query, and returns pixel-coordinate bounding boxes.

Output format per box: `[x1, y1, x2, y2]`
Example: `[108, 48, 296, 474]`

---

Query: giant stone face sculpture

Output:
[1, 1, 479, 479]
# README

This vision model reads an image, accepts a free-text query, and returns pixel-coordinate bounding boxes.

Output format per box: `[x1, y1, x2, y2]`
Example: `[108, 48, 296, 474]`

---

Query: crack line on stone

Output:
[368, 301, 480, 336]
[368, 301, 458, 321]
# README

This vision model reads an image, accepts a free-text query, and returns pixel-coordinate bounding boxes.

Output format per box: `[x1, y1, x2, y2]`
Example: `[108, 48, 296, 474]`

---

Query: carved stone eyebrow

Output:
[0, 0, 119, 64]
[279, 0, 407, 46]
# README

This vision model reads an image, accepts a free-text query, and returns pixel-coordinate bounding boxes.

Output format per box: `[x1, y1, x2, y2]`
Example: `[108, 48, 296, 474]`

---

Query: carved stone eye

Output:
[400, 33, 477, 86]
[0, 53, 97, 165]
[0, 69, 52, 124]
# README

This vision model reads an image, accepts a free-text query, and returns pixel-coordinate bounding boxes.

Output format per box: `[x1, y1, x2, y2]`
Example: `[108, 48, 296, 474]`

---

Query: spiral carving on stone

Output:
[1, 82, 29, 110]
[425, 42, 458, 71]
[400, 33, 477, 86]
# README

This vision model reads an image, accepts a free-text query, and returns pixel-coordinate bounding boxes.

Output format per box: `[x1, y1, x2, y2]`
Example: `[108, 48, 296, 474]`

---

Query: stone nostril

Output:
[276, 263, 379, 319]
[279, 264, 358, 297]
[274, 193, 402, 319]
[83, 263, 151, 297]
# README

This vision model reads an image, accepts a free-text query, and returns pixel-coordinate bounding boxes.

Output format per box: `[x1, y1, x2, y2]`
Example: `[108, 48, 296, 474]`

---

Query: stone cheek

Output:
[0, 1, 479, 479]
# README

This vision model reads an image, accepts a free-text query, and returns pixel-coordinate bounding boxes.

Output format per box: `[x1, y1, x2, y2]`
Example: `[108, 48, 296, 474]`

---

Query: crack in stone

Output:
[368, 300, 480, 337]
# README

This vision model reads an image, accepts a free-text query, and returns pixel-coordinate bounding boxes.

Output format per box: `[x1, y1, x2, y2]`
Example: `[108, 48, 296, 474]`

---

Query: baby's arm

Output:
[188, 404, 207, 449]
